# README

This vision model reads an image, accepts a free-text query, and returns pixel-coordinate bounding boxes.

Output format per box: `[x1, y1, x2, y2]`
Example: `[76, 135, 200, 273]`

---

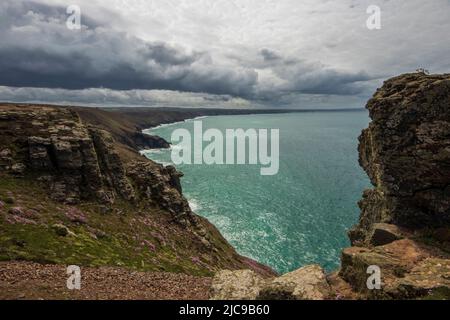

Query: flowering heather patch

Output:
[65, 207, 88, 224]
[6, 214, 37, 225]
[141, 239, 156, 252]
[6, 207, 40, 225]
[23, 209, 38, 219]
[241, 257, 277, 276]
[190, 256, 213, 271]
[150, 231, 167, 246]
[191, 256, 201, 264]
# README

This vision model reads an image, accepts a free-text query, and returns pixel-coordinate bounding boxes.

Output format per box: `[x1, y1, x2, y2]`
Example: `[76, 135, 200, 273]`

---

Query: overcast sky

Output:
[0, 0, 449, 108]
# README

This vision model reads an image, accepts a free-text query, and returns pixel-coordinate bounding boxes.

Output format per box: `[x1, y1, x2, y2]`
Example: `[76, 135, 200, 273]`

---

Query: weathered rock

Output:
[369, 223, 404, 246]
[23, 209, 38, 219]
[98, 205, 111, 215]
[166, 165, 183, 194]
[127, 161, 193, 224]
[88, 127, 135, 202]
[8, 207, 25, 216]
[0, 149, 11, 159]
[327, 271, 360, 300]
[51, 224, 69, 237]
[4, 196, 15, 204]
[211, 265, 331, 300]
[392, 258, 450, 299]
[258, 265, 331, 300]
[339, 239, 440, 296]
[11, 163, 26, 175]
[0, 148, 13, 170]
[133, 132, 170, 149]
[28, 136, 53, 169]
[210, 269, 267, 300]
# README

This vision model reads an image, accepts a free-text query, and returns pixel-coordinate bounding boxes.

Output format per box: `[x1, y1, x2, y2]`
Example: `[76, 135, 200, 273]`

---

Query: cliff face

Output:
[0, 104, 274, 277]
[0, 106, 176, 210]
[338, 73, 450, 299]
[211, 73, 450, 300]
[351, 73, 450, 243]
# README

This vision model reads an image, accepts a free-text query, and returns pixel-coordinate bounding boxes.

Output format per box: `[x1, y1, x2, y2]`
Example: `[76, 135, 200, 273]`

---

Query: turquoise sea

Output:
[142, 111, 371, 274]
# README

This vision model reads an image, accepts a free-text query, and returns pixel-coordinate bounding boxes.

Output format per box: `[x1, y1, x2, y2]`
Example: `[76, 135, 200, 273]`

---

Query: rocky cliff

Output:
[350, 73, 450, 239]
[211, 73, 450, 300]
[0, 104, 274, 277]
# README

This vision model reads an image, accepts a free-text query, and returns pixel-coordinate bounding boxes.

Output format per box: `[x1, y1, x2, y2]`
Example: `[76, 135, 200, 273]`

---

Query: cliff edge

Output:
[211, 72, 450, 300]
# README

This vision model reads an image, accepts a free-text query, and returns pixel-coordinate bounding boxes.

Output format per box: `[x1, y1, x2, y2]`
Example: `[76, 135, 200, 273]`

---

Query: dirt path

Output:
[0, 261, 212, 300]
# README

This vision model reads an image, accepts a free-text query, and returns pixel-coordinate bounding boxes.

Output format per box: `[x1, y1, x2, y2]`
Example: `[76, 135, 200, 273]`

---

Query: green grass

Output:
[0, 174, 235, 276]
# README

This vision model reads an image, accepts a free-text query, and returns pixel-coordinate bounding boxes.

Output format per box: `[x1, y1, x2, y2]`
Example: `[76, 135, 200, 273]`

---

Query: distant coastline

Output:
[0, 101, 365, 131]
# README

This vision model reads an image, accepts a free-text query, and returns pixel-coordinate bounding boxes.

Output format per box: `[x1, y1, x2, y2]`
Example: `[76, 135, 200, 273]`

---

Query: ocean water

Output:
[142, 111, 371, 273]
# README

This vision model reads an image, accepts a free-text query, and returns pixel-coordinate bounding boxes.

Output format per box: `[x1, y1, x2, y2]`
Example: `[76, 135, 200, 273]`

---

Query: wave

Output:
[189, 116, 208, 121]
[143, 115, 209, 133]
[146, 120, 186, 132]
[140, 149, 174, 167]
[188, 198, 202, 212]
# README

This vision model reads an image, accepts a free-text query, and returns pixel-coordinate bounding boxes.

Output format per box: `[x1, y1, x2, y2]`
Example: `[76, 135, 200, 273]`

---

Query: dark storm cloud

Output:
[254, 49, 373, 97]
[0, 1, 258, 97]
[283, 69, 372, 95]
[0, 0, 377, 106]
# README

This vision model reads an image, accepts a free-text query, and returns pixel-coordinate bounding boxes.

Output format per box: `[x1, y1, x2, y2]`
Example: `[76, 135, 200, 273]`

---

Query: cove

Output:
[143, 111, 371, 273]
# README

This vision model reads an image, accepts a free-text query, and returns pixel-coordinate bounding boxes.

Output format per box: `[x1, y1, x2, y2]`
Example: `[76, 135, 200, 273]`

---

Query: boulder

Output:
[51, 223, 69, 237]
[210, 269, 267, 300]
[369, 223, 403, 246]
[11, 163, 26, 175]
[0, 148, 11, 159]
[4, 195, 15, 204]
[258, 265, 331, 300]
[8, 207, 25, 216]
[211, 265, 332, 300]
[339, 239, 436, 296]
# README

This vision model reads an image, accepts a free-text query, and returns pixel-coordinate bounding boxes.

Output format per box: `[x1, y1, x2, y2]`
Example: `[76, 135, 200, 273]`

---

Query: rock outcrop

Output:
[210, 270, 267, 300]
[210, 265, 330, 300]
[258, 265, 331, 300]
[0, 105, 187, 221]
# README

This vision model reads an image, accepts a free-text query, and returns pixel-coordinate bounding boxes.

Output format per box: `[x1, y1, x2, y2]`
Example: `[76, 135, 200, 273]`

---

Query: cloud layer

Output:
[0, 0, 449, 108]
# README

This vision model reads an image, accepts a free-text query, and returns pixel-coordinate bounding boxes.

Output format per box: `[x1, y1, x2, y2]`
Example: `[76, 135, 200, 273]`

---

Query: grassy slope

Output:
[0, 175, 217, 276]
